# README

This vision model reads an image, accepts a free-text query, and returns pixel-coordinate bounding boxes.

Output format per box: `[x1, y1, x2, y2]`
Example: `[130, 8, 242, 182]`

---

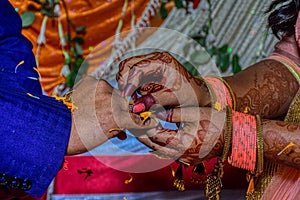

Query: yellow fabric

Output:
[10, 0, 164, 94]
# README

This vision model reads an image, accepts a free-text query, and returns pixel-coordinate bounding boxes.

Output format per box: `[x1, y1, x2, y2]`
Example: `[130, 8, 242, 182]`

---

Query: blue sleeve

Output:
[0, 1, 72, 197]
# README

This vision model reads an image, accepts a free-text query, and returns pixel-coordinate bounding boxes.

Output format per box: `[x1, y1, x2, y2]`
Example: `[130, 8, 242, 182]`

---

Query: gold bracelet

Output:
[256, 115, 264, 175]
[205, 105, 233, 200]
[220, 77, 237, 111]
[222, 105, 233, 162]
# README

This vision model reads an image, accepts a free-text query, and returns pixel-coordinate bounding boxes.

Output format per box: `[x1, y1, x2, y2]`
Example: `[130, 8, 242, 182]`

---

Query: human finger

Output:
[137, 134, 181, 159]
[132, 94, 156, 113]
[117, 52, 163, 96]
[146, 127, 189, 153]
[119, 51, 184, 97]
[122, 59, 165, 97]
[156, 107, 201, 123]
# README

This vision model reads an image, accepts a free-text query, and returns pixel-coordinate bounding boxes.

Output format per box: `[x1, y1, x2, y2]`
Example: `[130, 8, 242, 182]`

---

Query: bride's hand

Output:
[117, 52, 210, 112]
[137, 107, 226, 165]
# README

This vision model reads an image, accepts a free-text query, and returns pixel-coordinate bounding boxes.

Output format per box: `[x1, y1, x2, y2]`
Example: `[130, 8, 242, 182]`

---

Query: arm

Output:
[140, 107, 300, 170]
[117, 52, 299, 119]
[262, 119, 300, 169]
[66, 76, 158, 155]
[223, 59, 299, 118]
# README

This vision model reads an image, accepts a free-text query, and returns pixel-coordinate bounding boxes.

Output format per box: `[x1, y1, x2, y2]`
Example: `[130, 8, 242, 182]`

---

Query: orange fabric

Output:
[10, 0, 164, 94]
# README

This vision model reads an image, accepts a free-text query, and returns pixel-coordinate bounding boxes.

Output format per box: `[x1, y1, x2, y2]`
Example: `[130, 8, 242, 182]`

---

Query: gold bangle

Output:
[220, 78, 237, 110]
[256, 115, 264, 175]
[199, 77, 217, 108]
[205, 105, 233, 200]
[222, 105, 233, 163]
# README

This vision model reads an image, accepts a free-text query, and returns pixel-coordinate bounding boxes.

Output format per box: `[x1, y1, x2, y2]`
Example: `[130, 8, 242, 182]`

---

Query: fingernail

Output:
[133, 103, 146, 113]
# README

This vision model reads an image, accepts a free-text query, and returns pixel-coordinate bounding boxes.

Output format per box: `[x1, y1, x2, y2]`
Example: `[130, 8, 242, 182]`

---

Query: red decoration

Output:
[193, 0, 201, 9]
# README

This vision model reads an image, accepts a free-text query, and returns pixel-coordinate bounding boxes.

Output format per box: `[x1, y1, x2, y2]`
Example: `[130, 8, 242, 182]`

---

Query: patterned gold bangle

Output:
[256, 115, 264, 175]
[220, 78, 237, 111]
[222, 105, 233, 163]
[205, 105, 233, 200]
[200, 77, 217, 108]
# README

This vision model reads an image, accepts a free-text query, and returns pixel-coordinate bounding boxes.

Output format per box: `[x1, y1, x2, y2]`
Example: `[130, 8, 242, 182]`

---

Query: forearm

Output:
[65, 77, 111, 155]
[262, 119, 300, 169]
[196, 60, 299, 118]
[223, 60, 299, 118]
[66, 116, 109, 155]
[177, 108, 300, 170]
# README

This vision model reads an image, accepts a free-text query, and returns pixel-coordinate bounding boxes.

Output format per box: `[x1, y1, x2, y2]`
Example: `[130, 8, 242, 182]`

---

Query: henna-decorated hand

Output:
[117, 52, 210, 112]
[138, 107, 226, 165]
[67, 76, 159, 155]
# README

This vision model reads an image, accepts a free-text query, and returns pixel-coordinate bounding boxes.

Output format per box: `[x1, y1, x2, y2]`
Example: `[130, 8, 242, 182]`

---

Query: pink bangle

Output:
[203, 76, 234, 110]
[229, 110, 257, 172]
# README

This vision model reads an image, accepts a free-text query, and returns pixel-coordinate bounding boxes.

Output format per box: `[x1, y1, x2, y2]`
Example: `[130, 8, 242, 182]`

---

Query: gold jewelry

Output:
[173, 163, 185, 191]
[205, 106, 232, 200]
[246, 115, 265, 198]
[220, 78, 237, 110]
[256, 115, 264, 174]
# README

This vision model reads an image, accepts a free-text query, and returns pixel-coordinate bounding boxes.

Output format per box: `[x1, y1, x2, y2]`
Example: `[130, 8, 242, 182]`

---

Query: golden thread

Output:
[178, 159, 191, 167]
[33, 67, 42, 79]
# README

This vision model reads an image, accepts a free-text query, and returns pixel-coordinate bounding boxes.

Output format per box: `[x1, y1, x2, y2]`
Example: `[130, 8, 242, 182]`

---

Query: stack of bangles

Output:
[201, 76, 264, 199]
